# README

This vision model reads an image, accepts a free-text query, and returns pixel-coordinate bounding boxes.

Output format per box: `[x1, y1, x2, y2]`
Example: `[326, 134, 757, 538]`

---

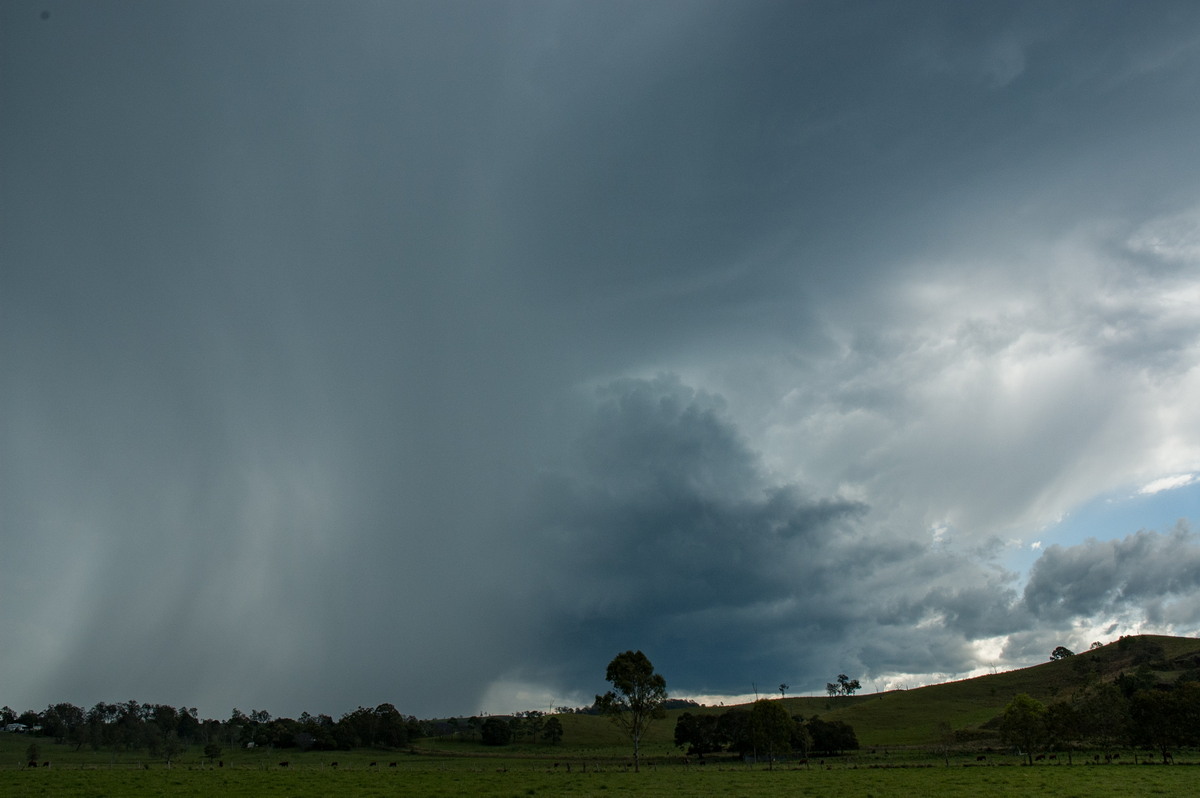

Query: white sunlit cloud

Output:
[1138, 473, 1199, 495]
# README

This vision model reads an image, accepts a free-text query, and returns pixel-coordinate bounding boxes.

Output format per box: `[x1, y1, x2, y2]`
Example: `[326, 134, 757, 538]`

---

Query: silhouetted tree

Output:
[789, 715, 812, 761]
[1044, 700, 1081, 764]
[162, 731, 184, 768]
[596, 650, 668, 772]
[836, 674, 861, 695]
[807, 716, 859, 754]
[1000, 693, 1046, 765]
[1076, 681, 1130, 753]
[718, 709, 752, 755]
[42, 703, 85, 746]
[674, 712, 723, 757]
[480, 717, 512, 746]
[749, 699, 794, 768]
[373, 703, 409, 748]
[541, 716, 564, 745]
[1130, 683, 1200, 763]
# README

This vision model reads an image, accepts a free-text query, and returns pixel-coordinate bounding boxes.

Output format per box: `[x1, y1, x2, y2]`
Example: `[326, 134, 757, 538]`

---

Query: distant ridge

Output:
[697, 634, 1200, 747]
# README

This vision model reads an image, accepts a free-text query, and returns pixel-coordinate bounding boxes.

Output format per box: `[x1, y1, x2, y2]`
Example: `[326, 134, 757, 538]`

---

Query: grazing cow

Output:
[42, 761, 50, 768]
[330, 762, 339, 768]
[278, 761, 289, 768]
[1111, 753, 1119, 760]
[218, 761, 224, 768]
[1048, 754, 1057, 761]
[26, 761, 37, 769]
[369, 762, 377, 767]
[388, 762, 397, 767]
[976, 755, 986, 762]
[1035, 754, 1046, 762]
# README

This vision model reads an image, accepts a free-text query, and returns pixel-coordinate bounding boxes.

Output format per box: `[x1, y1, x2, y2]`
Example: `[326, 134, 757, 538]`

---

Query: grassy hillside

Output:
[537, 634, 1200, 751]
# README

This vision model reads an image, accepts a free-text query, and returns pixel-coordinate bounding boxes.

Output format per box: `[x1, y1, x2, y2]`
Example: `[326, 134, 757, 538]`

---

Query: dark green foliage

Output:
[480, 717, 513, 746]
[335, 703, 416, 749]
[790, 716, 812, 758]
[541, 715, 564, 744]
[510, 710, 546, 742]
[684, 706, 857, 759]
[827, 674, 862, 696]
[1074, 681, 1130, 751]
[1115, 666, 1157, 698]
[13, 698, 418, 760]
[1117, 635, 1168, 666]
[1129, 683, 1200, 763]
[999, 693, 1046, 765]
[748, 700, 794, 767]
[717, 710, 751, 754]
[41, 702, 85, 746]
[1043, 700, 1081, 761]
[673, 712, 723, 757]
[1050, 646, 1074, 660]
[1177, 667, 1200, 684]
[807, 715, 860, 754]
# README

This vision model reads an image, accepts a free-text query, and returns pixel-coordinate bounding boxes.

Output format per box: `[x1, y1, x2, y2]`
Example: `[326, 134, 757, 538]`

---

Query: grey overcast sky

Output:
[4, 0, 1200, 719]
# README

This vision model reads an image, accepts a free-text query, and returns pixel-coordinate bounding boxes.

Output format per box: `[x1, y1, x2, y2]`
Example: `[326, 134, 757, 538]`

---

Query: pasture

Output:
[3, 732, 1198, 798]
[2, 757, 1198, 798]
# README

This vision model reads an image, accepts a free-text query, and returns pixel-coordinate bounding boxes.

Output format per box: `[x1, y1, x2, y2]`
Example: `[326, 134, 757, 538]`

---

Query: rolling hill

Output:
[542, 634, 1200, 752]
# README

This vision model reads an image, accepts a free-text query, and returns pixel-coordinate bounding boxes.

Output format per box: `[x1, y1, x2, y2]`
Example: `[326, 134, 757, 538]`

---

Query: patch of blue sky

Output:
[1008, 477, 1200, 577]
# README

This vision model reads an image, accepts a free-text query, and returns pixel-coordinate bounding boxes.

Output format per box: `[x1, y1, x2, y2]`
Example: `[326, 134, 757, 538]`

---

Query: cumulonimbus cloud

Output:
[507, 376, 1200, 701]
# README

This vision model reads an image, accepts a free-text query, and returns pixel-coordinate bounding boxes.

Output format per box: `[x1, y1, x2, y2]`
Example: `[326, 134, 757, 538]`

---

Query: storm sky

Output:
[4, 0, 1200, 719]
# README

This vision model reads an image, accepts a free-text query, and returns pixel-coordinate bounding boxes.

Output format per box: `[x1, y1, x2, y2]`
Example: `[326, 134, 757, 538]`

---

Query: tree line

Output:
[990, 638, 1200, 765]
[999, 670, 1200, 764]
[1, 700, 430, 761]
[674, 700, 859, 764]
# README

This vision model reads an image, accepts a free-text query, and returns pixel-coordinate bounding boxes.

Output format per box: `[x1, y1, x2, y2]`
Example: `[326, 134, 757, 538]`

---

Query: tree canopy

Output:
[1000, 693, 1047, 765]
[595, 650, 668, 772]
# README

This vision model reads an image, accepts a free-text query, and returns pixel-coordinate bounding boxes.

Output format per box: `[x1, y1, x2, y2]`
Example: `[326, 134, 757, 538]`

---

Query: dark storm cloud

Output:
[4, 0, 1200, 716]
[519, 376, 1030, 694]
[520, 377, 1199, 697]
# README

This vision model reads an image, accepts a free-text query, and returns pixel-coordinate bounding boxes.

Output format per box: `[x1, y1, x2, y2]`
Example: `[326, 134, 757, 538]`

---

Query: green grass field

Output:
[2, 758, 1198, 798]
[4, 729, 1198, 798]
